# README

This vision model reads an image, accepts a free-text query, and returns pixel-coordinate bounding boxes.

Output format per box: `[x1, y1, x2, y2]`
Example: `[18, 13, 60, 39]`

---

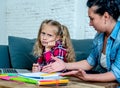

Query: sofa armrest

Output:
[0, 45, 11, 68]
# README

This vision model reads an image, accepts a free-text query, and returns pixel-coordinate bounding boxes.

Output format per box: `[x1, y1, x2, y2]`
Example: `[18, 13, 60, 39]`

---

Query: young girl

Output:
[32, 19, 75, 72]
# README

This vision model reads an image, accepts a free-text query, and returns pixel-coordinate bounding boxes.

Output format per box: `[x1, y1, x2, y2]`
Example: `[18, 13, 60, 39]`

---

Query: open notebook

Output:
[0, 68, 31, 74]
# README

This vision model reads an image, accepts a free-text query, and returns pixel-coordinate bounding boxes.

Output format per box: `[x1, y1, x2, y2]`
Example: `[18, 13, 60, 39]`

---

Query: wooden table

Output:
[0, 77, 119, 88]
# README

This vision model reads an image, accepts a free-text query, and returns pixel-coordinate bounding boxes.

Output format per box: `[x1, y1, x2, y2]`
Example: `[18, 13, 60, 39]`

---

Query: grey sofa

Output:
[0, 36, 93, 70]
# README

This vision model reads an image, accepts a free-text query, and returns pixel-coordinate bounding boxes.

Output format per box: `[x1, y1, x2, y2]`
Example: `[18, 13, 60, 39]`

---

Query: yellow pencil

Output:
[39, 79, 69, 85]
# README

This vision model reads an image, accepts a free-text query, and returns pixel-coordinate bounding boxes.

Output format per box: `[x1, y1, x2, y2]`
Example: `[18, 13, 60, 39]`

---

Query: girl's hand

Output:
[41, 56, 66, 73]
[60, 69, 88, 81]
[32, 63, 41, 72]
[45, 41, 56, 51]
[47, 41, 56, 47]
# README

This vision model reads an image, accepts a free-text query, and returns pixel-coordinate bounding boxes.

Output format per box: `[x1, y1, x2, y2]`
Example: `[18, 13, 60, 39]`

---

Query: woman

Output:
[42, 0, 120, 83]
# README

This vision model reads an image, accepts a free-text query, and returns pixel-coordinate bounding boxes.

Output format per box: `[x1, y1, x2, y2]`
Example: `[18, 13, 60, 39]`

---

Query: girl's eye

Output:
[41, 32, 45, 35]
[47, 34, 52, 37]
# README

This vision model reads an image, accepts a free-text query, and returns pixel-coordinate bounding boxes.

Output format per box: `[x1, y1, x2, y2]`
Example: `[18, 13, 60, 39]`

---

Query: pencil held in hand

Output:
[32, 63, 41, 72]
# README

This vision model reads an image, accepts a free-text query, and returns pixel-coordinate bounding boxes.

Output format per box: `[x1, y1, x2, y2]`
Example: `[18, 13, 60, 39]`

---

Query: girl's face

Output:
[40, 24, 59, 46]
[88, 6, 106, 33]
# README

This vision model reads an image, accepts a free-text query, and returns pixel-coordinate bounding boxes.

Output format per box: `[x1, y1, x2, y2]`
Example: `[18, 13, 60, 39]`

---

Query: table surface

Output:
[0, 77, 119, 88]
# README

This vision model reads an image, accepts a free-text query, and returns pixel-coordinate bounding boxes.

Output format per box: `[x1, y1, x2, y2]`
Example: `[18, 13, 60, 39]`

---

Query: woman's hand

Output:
[32, 63, 41, 72]
[41, 56, 66, 73]
[60, 69, 89, 81]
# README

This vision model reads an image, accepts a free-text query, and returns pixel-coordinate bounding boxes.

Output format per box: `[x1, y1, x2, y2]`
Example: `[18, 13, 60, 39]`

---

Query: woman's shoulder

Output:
[115, 21, 120, 39]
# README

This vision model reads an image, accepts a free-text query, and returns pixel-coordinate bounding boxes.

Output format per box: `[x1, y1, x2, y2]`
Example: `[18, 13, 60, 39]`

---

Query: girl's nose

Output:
[43, 35, 47, 39]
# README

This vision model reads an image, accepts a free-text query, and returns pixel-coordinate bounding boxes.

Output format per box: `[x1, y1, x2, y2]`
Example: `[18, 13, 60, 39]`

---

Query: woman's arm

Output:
[42, 57, 93, 73]
[65, 60, 92, 70]
[85, 72, 116, 82]
[61, 69, 116, 82]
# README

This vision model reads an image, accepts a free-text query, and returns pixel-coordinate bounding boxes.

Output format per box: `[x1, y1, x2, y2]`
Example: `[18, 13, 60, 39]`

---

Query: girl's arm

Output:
[43, 41, 56, 63]
[52, 46, 67, 62]
[45, 40, 67, 63]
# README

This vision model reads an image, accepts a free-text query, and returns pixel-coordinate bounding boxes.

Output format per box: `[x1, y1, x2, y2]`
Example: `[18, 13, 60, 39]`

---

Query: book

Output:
[10, 76, 38, 84]
[18, 72, 69, 85]
[0, 72, 69, 86]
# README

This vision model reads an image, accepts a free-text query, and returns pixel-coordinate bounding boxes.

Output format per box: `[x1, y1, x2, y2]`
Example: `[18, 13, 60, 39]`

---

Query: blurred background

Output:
[0, 0, 96, 45]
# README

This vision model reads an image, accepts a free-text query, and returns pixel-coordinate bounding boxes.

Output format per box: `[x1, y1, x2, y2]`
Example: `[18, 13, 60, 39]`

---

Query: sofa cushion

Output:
[0, 45, 11, 68]
[72, 39, 93, 61]
[8, 36, 37, 70]
[75, 51, 89, 61]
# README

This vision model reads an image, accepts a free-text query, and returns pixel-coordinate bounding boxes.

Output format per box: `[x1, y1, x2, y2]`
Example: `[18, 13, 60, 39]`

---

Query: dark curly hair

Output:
[87, 0, 120, 21]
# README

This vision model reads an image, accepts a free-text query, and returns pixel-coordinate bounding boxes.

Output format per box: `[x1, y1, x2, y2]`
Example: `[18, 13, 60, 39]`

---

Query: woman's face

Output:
[88, 6, 106, 33]
[40, 24, 59, 47]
